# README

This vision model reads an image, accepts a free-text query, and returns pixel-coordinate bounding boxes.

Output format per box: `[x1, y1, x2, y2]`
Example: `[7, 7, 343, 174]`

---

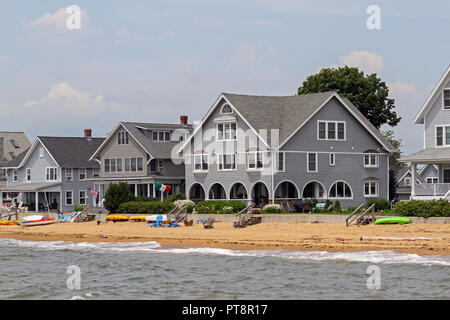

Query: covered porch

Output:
[0, 182, 62, 212]
[400, 148, 450, 200]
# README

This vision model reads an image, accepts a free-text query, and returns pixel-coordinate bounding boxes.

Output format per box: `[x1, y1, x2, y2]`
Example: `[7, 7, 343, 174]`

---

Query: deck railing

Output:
[414, 183, 450, 197]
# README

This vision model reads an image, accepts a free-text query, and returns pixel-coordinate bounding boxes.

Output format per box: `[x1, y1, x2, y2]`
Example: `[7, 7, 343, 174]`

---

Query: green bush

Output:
[333, 201, 342, 213]
[104, 183, 136, 213]
[74, 205, 85, 212]
[136, 196, 158, 202]
[167, 193, 186, 202]
[393, 199, 450, 218]
[118, 201, 175, 215]
[262, 204, 283, 213]
[195, 201, 246, 214]
[367, 198, 391, 211]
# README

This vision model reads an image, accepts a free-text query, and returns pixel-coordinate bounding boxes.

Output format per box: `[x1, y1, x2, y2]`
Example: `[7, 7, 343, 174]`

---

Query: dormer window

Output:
[444, 89, 450, 109]
[220, 103, 233, 114]
[118, 131, 129, 145]
[216, 122, 236, 141]
[153, 131, 170, 142]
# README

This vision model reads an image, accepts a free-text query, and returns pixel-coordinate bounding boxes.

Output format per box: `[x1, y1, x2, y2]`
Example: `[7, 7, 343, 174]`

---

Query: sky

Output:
[0, 0, 449, 155]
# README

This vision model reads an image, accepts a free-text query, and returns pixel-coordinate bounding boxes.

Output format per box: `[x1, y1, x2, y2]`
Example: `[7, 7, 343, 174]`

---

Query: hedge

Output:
[195, 201, 246, 214]
[392, 199, 450, 218]
[118, 201, 175, 215]
[367, 198, 391, 211]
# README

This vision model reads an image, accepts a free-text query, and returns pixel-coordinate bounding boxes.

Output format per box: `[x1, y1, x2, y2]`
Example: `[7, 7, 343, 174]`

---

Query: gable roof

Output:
[178, 91, 394, 152]
[90, 121, 194, 161]
[0, 132, 31, 163]
[414, 65, 450, 124]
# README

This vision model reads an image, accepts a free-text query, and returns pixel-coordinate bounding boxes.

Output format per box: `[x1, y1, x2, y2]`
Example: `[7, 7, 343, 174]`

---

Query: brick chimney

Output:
[180, 115, 188, 125]
[84, 128, 92, 137]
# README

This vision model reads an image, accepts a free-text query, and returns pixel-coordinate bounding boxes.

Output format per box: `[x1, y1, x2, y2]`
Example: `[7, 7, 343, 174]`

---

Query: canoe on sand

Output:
[374, 217, 411, 225]
[130, 216, 148, 222]
[106, 215, 129, 221]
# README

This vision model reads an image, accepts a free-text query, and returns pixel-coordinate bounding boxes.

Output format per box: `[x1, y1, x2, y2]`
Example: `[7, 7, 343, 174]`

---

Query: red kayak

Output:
[20, 218, 58, 227]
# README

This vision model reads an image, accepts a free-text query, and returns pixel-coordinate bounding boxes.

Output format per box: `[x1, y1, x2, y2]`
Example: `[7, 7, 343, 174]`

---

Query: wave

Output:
[2, 238, 449, 266]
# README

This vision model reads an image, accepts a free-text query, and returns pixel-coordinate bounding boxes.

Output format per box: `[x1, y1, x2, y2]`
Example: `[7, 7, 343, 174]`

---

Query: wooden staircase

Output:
[233, 203, 262, 228]
[346, 203, 376, 227]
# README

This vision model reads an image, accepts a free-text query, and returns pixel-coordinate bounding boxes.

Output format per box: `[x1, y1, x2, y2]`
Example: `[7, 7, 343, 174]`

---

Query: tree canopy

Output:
[297, 66, 401, 128]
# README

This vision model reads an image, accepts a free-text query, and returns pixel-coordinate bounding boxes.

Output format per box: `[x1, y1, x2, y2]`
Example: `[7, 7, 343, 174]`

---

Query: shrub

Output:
[173, 199, 195, 213]
[195, 201, 246, 214]
[333, 201, 342, 213]
[367, 198, 391, 212]
[104, 183, 136, 213]
[251, 208, 262, 214]
[325, 199, 333, 209]
[393, 199, 450, 218]
[118, 201, 175, 215]
[74, 205, 85, 212]
[136, 196, 158, 202]
[167, 193, 186, 202]
[262, 204, 283, 213]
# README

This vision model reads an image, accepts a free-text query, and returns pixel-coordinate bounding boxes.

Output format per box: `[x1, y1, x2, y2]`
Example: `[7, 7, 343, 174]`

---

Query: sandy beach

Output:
[1, 220, 449, 256]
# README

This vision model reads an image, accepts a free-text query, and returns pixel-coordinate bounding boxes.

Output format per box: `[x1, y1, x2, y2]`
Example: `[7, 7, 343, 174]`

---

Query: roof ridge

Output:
[222, 91, 336, 98]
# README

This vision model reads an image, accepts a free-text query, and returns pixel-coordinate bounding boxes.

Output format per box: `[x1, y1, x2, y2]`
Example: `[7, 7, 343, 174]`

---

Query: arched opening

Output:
[208, 183, 227, 200]
[329, 181, 352, 199]
[188, 183, 205, 201]
[229, 182, 248, 200]
[251, 182, 269, 207]
[275, 181, 299, 198]
[302, 181, 326, 199]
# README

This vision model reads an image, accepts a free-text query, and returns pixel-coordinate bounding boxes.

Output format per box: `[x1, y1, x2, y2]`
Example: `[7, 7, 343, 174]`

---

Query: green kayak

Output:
[374, 217, 411, 225]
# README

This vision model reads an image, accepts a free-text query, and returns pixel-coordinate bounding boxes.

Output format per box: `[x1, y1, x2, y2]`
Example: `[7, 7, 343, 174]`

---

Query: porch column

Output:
[152, 183, 156, 198]
[35, 191, 39, 212]
[147, 184, 150, 197]
[60, 192, 63, 211]
[0, 193, 3, 208]
[411, 163, 417, 198]
[134, 184, 138, 197]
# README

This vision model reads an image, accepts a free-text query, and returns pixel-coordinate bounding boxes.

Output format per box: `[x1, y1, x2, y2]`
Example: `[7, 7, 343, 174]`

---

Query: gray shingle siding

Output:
[424, 78, 450, 148]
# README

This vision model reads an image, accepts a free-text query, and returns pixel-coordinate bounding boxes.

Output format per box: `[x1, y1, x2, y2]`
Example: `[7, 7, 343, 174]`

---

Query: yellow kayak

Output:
[0, 220, 23, 225]
[130, 216, 148, 222]
[106, 215, 129, 221]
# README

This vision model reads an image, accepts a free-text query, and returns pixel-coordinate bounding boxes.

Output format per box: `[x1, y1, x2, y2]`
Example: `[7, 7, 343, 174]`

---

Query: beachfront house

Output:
[178, 91, 394, 208]
[0, 129, 104, 211]
[0, 132, 31, 204]
[400, 65, 450, 200]
[392, 165, 438, 201]
[87, 117, 193, 206]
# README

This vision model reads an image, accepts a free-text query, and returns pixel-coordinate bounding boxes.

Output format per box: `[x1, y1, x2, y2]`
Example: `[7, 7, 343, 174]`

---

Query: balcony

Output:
[413, 183, 450, 199]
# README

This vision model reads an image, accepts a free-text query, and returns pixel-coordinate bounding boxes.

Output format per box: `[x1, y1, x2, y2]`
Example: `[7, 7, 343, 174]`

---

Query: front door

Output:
[444, 169, 450, 183]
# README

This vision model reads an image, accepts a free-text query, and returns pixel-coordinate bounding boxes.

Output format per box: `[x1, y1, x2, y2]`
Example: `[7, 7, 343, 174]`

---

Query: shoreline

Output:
[1, 221, 449, 256]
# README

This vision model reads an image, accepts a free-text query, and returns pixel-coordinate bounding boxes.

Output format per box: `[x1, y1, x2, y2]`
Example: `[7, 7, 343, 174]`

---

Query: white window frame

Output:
[246, 152, 264, 170]
[220, 103, 233, 114]
[152, 131, 170, 142]
[426, 177, 438, 184]
[39, 147, 44, 158]
[329, 153, 335, 166]
[329, 181, 353, 199]
[193, 154, 209, 172]
[217, 153, 236, 171]
[435, 125, 450, 147]
[364, 154, 379, 168]
[118, 131, 129, 145]
[65, 168, 73, 181]
[46, 167, 58, 181]
[216, 122, 237, 141]
[317, 121, 346, 141]
[307, 152, 318, 173]
[13, 169, 18, 183]
[364, 181, 379, 197]
[79, 168, 86, 181]
[65, 190, 73, 206]
[93, 168, 100, 178]
[275, 152, 285, 173]
[157, 159, 163, 171]
[26, 168, 31, 182]
[443, 88, 450, 110]
[404, 177, 411, 187]
[79, 190, 86, 205]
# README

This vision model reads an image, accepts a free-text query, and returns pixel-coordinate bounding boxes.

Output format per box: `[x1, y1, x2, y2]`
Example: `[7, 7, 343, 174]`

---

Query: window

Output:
[364, 154, 379, 168]
[13, 170, 18, 182]
[79, 191, 86, 205]
[426, 177, 438, 184]
[118, 131, 129, 145]
[329, 153, 335, 166]
[131, 158, 136, 171]
[79, 168, 86, 180]
[65, 169, 73, 181]
[26, 168, 31, 182]
[10, 139, 19, 148]
[137, 158, 143, 171]
[124, 158, 144, 172]
[404, 177, 411, 187]
[317, 121, 346, 141]
[104, 159, 110, 172]
[276, 152, 285, 172]
[444, 89, 450, 109]
[125, 158, 131, 172]
[307, 153, 317, 172]
[46, 167, 57, 181]
[436, 126, 450, 146]
[329, 181, 352, 199]
[65, 191, 73, 206]
[193, 154, 209, 172]
[218, 154, 236, 171]
[220, 103, 233, 114]
[93, 168, 100, 178]
[39, 147, 44, 158]
[217, 123, 237, 141]
[247, 152, 264, 170]
[117, 159, 122, 172]
[364, 181, 379, 197]
[152, 131, 170, 142]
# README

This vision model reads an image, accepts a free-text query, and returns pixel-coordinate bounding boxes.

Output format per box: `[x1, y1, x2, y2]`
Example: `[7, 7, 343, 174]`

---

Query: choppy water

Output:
[0, 239, 448, 300]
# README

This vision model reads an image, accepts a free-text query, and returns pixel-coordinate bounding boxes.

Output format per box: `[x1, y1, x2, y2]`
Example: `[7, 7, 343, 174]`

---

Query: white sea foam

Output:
[2, 238, 449, 266]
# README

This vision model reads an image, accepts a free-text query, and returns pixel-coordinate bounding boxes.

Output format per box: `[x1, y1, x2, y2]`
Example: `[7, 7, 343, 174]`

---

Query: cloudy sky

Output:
[0, 0, 449, 155]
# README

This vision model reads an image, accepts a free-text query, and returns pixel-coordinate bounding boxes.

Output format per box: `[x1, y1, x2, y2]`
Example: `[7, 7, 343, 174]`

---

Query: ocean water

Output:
[0, 239, 448, 300]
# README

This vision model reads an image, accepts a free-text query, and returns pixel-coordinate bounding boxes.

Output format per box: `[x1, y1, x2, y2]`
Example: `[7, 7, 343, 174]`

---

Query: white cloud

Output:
[387, 81, 418, 97]
[338, 51, 384, 74]
[28, 7, 89, 32]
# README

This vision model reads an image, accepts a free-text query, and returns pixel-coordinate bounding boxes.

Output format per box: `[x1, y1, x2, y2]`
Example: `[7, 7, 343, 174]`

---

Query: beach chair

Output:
[184, 219, 193, 227]
[168, 220, 181, 228]
[150, 215, 164, 227]
[203, 218, 215, 229]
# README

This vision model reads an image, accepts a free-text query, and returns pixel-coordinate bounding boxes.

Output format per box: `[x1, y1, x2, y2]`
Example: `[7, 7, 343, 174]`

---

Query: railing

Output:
[345, 203, 365, 227]
[414, 183, 450, 197]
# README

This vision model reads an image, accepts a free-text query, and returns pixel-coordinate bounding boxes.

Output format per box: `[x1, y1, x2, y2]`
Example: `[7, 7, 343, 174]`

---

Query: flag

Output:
[156, 182, 172, 194]
[87, 187, 99, 197]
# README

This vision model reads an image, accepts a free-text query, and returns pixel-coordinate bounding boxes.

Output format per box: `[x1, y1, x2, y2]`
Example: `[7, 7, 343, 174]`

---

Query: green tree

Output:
[297, 66, 401, 128]
[103, 182, 135, 213]
[382, 130, 406, 168]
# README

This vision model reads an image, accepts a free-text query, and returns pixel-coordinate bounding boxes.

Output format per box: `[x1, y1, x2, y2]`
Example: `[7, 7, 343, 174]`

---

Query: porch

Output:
[0, 182, 62, 212]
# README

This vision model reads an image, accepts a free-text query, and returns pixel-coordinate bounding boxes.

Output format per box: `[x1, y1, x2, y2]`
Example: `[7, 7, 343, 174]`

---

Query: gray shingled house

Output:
[1, 129, 104, 211]
[87, 116, 193, 206]
[0, 132, 31, 185]
[178, 91, 394, 208]
[400, 65, 450, 200]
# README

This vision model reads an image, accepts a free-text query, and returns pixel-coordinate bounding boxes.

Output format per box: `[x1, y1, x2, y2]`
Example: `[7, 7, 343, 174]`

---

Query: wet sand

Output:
[0, 221, 449, 255]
